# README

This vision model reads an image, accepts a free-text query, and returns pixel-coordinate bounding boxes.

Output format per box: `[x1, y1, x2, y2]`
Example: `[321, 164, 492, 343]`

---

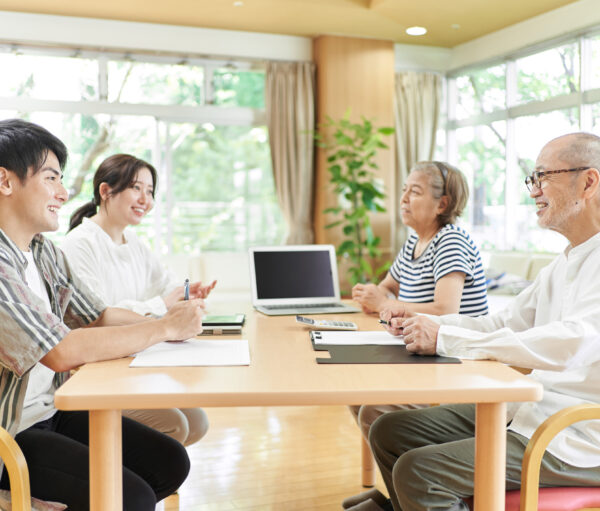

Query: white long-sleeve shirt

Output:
[61, 218, 180, 316]
[436, 231, 600, 467]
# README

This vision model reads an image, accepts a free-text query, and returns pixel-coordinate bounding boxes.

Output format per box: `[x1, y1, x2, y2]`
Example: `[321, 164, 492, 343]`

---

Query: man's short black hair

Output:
[0, 118, 67, 181]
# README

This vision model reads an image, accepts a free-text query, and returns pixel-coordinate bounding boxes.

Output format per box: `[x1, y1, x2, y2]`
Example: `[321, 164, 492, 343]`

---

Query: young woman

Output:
[62, 153, 216, 447]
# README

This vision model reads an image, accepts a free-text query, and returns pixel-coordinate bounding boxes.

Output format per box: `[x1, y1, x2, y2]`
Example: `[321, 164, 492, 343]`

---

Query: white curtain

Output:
[265, 61, 316, 244]
[393, 71, 443, 253]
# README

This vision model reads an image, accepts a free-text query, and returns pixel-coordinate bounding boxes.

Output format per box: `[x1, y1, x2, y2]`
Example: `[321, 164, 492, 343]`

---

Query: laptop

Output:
[249, 245, 360, 316]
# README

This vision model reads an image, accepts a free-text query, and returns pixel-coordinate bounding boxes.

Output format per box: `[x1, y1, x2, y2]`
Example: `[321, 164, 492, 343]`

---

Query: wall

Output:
[0, 10, 312, 62]
[312, 35, 395, 291]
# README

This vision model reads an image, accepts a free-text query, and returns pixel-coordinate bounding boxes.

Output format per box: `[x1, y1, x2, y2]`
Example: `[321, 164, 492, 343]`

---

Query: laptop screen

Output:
[253, 249, 336, 299]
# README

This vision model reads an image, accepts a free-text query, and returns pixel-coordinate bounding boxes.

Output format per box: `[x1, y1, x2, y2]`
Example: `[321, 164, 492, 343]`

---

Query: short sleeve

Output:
[432, 229, 474, 283]
[0, 250, 70, 377]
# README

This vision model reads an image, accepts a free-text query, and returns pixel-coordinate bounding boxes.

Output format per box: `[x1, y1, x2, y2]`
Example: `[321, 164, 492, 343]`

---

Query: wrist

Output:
[153, 316, 174, 341]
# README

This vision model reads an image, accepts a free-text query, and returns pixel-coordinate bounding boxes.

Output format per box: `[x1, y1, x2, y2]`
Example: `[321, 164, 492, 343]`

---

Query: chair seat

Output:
[506, 487, 600, 511]
[465, 486, 600, 510]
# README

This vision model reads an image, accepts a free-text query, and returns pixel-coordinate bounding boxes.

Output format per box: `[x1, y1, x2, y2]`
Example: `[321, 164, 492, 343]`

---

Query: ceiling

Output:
[0, 0, 581, 47]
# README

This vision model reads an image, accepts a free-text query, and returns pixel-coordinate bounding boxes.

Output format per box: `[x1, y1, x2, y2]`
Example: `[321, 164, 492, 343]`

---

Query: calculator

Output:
[295, 315, 358, 330]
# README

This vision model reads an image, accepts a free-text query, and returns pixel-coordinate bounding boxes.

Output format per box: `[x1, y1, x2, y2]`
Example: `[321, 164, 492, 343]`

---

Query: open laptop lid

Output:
[249, 245, 342, 306]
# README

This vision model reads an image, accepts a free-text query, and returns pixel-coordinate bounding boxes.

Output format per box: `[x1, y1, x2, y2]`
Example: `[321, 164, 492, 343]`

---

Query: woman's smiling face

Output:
[103, 167, 155, 227]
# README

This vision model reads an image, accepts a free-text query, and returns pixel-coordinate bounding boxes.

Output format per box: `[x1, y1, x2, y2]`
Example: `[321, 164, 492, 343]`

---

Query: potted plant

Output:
[315, 113, 394, 288]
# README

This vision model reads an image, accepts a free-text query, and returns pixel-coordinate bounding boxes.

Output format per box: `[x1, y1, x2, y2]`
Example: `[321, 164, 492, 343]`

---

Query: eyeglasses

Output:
[525, 167, 590, 192]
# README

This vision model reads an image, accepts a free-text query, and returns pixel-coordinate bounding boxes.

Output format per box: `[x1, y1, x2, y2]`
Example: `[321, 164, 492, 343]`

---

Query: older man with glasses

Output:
[345, 132, 600, 511]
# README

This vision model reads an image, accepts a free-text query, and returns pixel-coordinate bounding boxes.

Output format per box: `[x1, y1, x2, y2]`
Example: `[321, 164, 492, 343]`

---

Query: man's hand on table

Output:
[380, 305, 440, 356]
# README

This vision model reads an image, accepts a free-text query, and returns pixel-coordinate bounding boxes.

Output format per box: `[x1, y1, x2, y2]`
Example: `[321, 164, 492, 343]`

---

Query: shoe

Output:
[342, 489, 388, 509]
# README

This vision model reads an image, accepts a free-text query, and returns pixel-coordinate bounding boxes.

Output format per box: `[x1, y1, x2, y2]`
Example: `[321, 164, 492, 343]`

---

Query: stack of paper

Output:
[311, 330, 404, 346]
[130, 339, 250, 367]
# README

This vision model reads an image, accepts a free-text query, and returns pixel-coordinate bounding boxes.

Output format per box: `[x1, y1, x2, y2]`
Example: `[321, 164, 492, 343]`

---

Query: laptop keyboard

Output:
[265, 303, 342, 310]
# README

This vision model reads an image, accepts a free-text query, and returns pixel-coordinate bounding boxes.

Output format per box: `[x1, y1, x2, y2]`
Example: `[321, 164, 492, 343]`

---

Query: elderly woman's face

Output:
[400, 170, 444, 232]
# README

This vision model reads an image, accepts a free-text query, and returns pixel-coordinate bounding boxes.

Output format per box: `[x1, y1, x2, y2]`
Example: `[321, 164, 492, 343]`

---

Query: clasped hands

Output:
[352, 283, 391, 313]
[380, 304, 440, 356]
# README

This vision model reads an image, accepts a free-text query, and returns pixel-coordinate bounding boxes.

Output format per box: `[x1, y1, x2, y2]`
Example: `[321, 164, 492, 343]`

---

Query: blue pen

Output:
[184, 278, 190, 300]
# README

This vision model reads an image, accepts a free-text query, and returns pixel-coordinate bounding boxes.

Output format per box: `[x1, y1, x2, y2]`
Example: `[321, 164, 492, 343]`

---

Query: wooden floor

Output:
[156, 406, 385, 511]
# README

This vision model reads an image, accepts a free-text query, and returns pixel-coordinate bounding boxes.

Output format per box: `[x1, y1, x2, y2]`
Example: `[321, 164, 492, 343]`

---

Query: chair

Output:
[0, 425, 31, 511]
[0, 426, 67, 511]
[466, 404, 600, 510]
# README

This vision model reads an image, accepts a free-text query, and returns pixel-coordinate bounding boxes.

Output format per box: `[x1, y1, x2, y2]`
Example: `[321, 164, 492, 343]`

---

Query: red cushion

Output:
[465, 487, 600, 510]
[506, 487, 600, 511]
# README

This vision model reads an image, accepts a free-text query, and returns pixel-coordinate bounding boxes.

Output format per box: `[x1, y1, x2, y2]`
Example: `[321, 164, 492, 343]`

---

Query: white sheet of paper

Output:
[130, 339, 250, 367]
[312, 330, 404, 345]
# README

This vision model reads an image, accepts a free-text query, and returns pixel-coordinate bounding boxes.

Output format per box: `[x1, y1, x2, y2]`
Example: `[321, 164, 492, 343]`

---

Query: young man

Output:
[347, 132, 600, 511]
[0, 119, 205, 510]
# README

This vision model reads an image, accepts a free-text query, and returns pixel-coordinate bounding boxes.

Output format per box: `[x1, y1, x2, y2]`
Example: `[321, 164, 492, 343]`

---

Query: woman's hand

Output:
[352, 283, 387, 313]
[162, 280, 217, 309]
[189, 280, 217, 299]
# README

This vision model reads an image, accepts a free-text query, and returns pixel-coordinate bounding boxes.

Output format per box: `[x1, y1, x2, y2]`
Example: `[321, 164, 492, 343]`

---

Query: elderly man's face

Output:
[532, 139, 583, 236]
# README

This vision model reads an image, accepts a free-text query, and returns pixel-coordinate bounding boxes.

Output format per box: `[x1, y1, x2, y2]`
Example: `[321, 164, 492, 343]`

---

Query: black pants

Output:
[0, 411, 190, 511]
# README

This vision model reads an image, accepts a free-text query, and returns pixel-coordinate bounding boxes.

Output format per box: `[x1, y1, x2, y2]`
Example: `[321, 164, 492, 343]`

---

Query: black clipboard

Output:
[310, 331, 461, 365]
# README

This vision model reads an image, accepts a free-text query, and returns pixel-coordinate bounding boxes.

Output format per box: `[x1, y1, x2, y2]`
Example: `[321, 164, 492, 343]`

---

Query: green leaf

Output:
[375, 262, 391, 276]
[343, 224, 354, 235]
[325, 220, 343, 229]
[359, 257, 373, 277]
[378, 127, 395, 135]
[323, 206, 341, 214]
[338, 240, 356, 255]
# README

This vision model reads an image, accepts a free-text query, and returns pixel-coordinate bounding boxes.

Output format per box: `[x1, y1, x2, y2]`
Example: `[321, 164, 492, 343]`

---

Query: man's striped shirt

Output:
[0, 229, 104, 446]
[389, 224, 488, 316]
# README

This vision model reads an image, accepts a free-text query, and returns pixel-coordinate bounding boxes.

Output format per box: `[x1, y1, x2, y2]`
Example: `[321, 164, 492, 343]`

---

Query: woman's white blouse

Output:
[61, 218, 179, 316]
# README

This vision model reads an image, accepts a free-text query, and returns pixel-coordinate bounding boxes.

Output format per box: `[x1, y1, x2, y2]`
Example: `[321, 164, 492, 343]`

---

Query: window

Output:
[516, 43, 579, 104]
[447, 34, 600, 253]
[0, 46, 284, 253]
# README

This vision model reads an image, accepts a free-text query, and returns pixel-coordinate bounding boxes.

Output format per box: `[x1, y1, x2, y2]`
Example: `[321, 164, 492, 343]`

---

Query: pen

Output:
[184, 278, 190, 301]
[378, 319, 389, 325]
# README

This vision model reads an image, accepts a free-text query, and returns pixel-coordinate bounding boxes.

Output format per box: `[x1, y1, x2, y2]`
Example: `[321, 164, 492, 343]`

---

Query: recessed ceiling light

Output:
[451, 23, 461, 30]
[233, 1, 244, 6]
[406, 26, 427, 36]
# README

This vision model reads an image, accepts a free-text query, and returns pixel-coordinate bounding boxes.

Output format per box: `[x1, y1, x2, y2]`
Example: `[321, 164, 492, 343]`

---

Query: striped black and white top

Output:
[389, 224, 488, 317]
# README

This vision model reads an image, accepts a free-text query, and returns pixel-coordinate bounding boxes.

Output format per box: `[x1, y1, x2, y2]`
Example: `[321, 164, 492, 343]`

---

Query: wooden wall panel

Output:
[312, 35, 395, 290]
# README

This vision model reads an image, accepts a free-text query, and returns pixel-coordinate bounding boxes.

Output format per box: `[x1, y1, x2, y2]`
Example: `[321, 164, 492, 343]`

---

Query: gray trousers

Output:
[369, 403, 600, 511]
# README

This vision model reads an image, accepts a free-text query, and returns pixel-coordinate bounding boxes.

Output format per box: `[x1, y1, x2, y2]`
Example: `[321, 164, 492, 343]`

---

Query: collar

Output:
[0, 228, 46, 270]
[564, 230, 600, 259]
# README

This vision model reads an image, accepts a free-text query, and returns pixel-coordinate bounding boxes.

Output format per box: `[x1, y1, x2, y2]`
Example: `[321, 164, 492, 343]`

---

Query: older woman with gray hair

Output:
[347, 161, 488, 477]
[352, 160, 488, 318]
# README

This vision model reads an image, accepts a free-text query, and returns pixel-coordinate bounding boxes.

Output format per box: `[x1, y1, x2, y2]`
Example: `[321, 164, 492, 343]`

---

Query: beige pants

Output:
[123, 407, 209, 446]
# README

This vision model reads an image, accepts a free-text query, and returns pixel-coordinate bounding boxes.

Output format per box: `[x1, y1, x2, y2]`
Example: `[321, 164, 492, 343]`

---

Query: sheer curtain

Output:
[392, 71, 442, 253]
[265, 61, 316, 244]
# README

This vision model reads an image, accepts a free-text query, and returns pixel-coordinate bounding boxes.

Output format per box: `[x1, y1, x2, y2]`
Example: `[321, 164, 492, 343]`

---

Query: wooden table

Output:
[55, 306, 542, 511]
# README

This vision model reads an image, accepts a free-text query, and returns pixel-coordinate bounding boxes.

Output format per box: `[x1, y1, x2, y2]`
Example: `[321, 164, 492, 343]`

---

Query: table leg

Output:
[361, 436, 376, 487]
[474, 402, 506, 511]
[89, 410, 122, 511]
